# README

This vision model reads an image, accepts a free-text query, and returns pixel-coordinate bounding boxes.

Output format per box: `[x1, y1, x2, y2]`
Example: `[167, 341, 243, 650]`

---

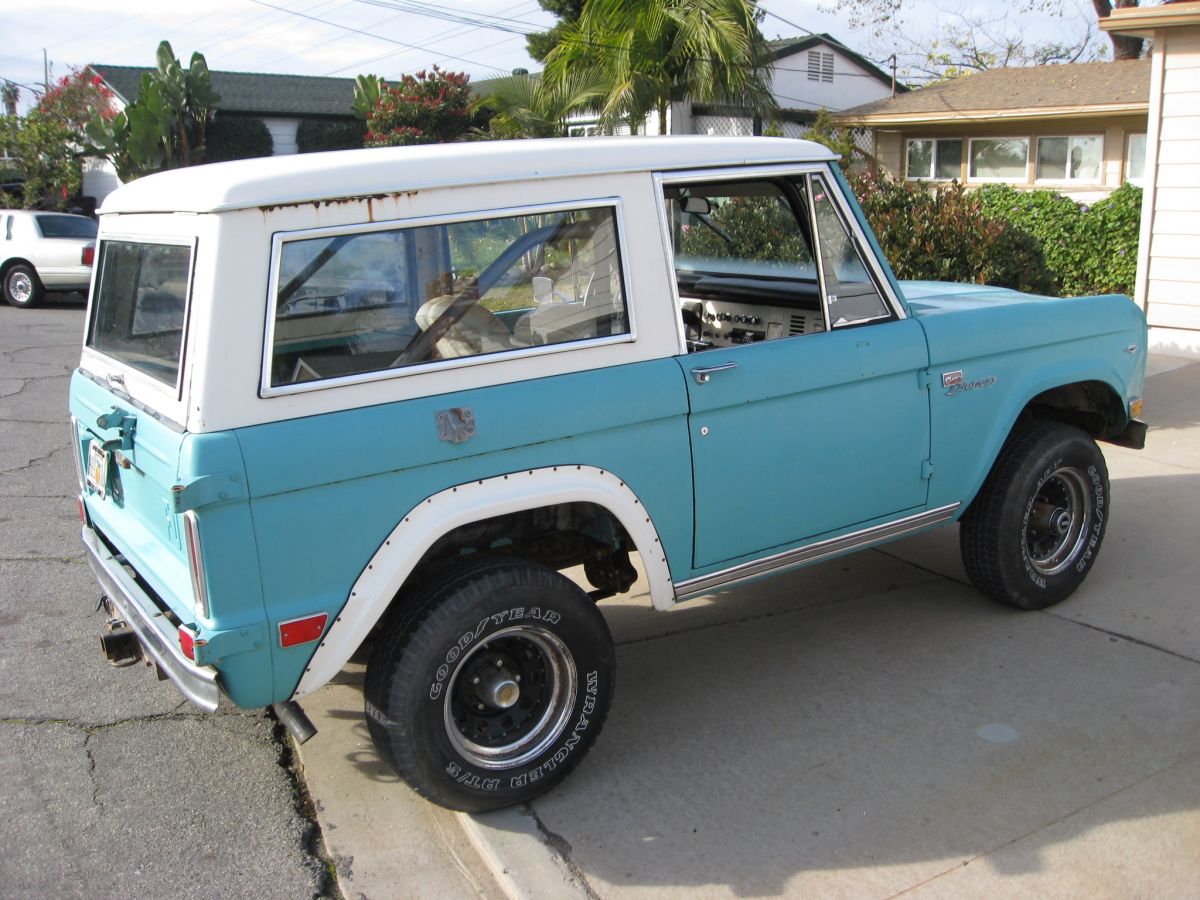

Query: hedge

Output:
[849, 171, 1055, 295]
[847, 171, 1142, 299]
[296, 119, 365, 153]
[205, 115, 274, 163]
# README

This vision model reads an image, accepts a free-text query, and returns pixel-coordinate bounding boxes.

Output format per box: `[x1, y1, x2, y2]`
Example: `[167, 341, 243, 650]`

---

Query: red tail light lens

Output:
[178, 626, 196, 661]
[82, 245, 95, 267]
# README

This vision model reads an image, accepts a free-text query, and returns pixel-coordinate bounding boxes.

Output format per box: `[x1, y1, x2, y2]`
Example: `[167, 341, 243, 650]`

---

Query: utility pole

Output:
[890, 54, 897, 98]
[43, 49, 49, 95]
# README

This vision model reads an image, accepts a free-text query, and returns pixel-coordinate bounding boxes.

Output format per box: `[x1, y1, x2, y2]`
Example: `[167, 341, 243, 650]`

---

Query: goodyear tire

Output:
[364, 557, 614, 812]
[960, 422, 1109, 610]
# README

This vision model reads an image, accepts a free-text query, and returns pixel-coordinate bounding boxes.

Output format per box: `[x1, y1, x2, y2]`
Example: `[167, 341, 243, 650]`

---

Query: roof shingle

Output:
[836, 59, 1150, 123]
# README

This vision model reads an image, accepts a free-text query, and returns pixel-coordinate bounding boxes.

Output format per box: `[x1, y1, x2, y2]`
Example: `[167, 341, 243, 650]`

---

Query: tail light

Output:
[82, 245, 95, 267]
[182, 511, 211, 620]
[179, 625, 196, 661]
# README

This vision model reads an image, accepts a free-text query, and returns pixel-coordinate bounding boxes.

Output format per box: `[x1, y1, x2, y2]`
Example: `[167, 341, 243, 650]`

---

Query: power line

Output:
[247, 0, 512, 72]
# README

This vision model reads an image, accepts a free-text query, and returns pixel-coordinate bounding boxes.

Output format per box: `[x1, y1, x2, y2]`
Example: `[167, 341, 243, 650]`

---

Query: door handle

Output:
[690, 362, 738, 384]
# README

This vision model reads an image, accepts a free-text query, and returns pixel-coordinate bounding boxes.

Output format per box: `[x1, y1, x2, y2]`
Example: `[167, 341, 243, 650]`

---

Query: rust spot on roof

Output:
[256, 191, 419, 214]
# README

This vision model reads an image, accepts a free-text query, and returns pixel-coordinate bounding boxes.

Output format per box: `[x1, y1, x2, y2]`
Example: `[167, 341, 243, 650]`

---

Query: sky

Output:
[0, 0, 1104, 114]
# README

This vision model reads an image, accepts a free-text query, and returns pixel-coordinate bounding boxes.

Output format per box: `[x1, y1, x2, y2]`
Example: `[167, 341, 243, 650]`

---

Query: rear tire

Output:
[960, 422, 1109, 610]
[364, 557, 614, 811]
[4, 264, 44, 308]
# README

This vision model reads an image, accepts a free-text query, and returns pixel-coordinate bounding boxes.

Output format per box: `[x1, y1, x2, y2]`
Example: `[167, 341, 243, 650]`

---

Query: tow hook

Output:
[100, 617, 141, 666]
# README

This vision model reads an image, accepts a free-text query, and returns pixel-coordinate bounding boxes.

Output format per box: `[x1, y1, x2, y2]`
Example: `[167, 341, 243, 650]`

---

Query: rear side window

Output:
[36, 214, 98, 239]
[267, 205, 628, 389]
[87, 240, 193, 387]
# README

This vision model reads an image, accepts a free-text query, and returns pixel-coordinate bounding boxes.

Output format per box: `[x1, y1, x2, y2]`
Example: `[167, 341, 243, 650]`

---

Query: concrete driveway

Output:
[299, 354, 1200, 898]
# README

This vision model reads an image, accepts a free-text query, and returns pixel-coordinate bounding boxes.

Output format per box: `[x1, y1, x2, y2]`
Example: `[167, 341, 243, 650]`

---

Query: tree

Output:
[85, 41, 219, 181]
[526, 0, 585, 62]
[544, 0, 777, 135]
[0, 112, 82, 209]
[365, 67, 473, 146]
[822, 0, 1145, 64]
[38, 69, 117, 133]
[479, 71, 607, 138]
[0, 69, 115, 209]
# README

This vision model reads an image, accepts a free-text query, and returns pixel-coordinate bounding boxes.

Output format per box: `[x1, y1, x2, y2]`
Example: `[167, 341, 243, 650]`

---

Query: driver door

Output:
[665, 170, 932, 569]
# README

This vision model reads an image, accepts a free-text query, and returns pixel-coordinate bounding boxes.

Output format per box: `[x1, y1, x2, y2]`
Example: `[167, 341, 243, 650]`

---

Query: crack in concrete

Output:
[523, 804, 602, 899]
[83, 735, 106, 815]
[890, 745, 1200, 898]
[0, 556, 83, 564]
[1046, 612, 1200, 666]
[0, 443, 70, 476]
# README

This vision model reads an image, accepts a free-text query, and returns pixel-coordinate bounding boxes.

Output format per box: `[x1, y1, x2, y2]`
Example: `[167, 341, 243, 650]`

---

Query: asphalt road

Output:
[0, 297, 334, 899]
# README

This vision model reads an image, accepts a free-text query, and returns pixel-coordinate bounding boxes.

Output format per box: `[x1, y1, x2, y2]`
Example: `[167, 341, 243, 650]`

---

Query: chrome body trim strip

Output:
[674, 503, 961, 599]
[82, 526, 220, 712]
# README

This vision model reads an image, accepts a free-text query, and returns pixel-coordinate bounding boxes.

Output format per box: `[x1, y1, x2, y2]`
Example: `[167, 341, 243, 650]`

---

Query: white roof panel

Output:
[99, 136, 836, 214]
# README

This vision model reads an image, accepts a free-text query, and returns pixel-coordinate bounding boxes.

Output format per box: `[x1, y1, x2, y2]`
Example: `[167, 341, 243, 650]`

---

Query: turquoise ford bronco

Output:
[69, 136, 1147, 810]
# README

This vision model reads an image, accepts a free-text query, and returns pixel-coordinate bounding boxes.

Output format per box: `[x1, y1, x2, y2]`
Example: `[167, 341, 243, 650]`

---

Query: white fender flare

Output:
[292, 465, 675, 698]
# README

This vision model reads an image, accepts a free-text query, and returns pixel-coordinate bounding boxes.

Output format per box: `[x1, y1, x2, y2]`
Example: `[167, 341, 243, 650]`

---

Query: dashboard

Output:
[681, 297, 825, 350]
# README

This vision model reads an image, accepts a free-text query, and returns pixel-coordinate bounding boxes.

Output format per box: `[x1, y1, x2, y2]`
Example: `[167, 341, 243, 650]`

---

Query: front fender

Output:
[291, 465, 674, 698]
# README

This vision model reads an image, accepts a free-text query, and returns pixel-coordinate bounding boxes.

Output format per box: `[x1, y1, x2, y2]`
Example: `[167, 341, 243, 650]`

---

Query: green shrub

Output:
[849, 170, 1055, 295]
[205, 115, 273, 162]
[975, 182, 1141, 297]
[297, 118, 365, 153]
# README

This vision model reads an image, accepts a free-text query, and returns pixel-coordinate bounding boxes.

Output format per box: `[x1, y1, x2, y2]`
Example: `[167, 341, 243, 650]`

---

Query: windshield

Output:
[36, 214, 98, 239]
[87, 240, 192, 388]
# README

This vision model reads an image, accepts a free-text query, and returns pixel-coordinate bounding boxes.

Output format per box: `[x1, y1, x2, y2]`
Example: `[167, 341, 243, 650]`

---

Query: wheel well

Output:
[0, 258, 35, 279]
[408, 501, 638, 594]
[1020, 380, 1126, 440]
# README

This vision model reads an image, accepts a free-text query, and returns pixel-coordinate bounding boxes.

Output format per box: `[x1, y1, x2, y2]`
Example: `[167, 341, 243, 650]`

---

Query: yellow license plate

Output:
[86, 441, 109, 498]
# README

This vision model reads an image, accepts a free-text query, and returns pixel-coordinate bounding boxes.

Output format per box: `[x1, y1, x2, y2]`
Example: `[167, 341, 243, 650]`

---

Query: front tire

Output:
[4, 264, 44, 308]
[960, 422, 1109, 610]
[364, 557, 614, 812]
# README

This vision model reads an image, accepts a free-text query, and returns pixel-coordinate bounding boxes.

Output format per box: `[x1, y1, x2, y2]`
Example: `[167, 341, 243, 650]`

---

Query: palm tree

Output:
[544, 0, 777, 135]
[480, 71, 608, 138]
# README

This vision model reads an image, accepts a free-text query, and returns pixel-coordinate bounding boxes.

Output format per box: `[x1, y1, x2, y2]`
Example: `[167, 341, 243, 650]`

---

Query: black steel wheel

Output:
[960, 421, 1110, 610]
[364, 557, 614, 811]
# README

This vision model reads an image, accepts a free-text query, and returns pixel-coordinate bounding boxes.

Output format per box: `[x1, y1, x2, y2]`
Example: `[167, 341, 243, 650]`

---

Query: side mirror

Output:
[680, 196, 711, 216]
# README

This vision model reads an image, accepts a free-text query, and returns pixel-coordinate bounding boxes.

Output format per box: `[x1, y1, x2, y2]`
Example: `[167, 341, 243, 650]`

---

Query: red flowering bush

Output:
[37, 68, 117, 133]
[365, 66, 472, 147]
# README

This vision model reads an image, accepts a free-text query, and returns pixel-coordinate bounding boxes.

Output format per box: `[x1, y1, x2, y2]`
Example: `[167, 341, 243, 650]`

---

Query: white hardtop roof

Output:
[99, 136, 837, 215]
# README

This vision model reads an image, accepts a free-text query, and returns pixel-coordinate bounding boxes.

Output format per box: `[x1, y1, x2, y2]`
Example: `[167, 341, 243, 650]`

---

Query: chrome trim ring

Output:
[443, 625, 576, 771]
[1025, 468, 1093, 577]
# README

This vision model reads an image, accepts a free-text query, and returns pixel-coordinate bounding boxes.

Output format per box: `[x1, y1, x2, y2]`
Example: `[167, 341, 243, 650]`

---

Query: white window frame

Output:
[967, 137, 1031, 184]
[1125, 132, 1147, 186]
[260, 198, 636, 399]
[904, 138, 963, 182]
[1034, 134, 1104, 185]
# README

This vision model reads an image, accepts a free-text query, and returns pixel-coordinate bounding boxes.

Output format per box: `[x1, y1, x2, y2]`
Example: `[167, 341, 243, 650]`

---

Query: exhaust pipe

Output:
[273, 701, 318, 744]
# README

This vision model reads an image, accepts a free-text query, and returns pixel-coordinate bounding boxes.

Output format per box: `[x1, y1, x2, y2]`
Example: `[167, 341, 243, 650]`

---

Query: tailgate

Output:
[70, 371, 193, 621]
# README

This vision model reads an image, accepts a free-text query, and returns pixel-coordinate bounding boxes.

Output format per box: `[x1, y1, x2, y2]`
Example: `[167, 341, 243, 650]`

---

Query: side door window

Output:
[809, 174, 891, 326]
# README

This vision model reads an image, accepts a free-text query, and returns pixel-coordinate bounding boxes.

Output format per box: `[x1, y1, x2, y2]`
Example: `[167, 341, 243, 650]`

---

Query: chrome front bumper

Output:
[82, 525, 220, 711]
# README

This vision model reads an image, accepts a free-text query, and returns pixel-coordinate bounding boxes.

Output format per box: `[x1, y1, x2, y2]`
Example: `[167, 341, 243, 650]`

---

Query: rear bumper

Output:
[82, 525, 220, 711]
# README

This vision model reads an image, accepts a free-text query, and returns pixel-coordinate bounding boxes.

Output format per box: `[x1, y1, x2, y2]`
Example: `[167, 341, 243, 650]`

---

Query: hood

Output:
[899, 280, 1058, 311]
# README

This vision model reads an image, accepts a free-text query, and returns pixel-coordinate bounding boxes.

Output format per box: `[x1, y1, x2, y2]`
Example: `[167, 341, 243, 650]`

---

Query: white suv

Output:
[2, 210, 97, 307]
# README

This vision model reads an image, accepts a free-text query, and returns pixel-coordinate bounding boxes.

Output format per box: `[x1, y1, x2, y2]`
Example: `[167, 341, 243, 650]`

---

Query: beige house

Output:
[834, 61, 1150, 202]
[1102, 2, 1200, 358]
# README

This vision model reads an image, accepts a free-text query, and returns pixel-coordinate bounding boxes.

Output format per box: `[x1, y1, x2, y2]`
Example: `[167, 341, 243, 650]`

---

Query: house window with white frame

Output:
[807, 51, 834, 83]
[905, 138, 963, 180]
[1125, 133, 1147, 185]
[1036, 135, 1102, 183]
[968, 138, 1029, 181]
